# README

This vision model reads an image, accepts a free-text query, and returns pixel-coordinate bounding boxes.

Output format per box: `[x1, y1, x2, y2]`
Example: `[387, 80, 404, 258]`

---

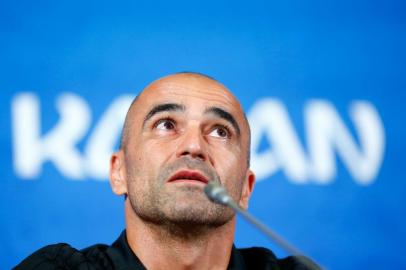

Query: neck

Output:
[124, 200, 235, 270]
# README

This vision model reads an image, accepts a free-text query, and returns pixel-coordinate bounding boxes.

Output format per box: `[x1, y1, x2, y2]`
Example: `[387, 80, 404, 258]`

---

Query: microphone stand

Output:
[204, 181, 324, 270]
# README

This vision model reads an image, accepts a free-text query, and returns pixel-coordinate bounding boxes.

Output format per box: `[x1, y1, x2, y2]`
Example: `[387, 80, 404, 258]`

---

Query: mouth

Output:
[167, 170, 209, 185]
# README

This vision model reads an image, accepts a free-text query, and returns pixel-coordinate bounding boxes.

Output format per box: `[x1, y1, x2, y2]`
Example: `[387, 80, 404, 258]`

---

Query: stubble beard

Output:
[127, 157, 237, 237]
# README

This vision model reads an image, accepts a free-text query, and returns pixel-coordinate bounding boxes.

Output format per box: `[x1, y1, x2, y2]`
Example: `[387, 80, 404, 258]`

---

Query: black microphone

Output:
[204, 181, 323, 270]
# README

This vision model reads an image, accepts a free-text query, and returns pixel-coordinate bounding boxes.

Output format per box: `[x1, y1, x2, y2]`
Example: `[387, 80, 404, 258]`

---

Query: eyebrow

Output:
[142, 103, 241, 137]
[204, 106, 241, 136]
[143, 103, 185, 127]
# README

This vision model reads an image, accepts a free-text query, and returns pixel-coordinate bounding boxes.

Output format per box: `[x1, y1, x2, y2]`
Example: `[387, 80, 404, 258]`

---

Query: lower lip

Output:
[168, 179, 207, 185]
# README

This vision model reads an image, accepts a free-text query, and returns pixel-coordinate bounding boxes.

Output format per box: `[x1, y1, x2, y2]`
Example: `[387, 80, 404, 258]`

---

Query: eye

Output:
[209, 126, 230, 139]
[155, 119, 176, 130]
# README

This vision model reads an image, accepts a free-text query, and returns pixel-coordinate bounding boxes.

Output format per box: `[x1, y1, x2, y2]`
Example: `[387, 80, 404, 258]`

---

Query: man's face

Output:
[114, 74, 254, 228]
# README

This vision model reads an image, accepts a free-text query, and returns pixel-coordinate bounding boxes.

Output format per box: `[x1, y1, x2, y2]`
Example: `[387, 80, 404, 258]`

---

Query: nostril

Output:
[180, 151, 205, 160]
[195, 153, 205, 160]
[180, 151, 190, 156]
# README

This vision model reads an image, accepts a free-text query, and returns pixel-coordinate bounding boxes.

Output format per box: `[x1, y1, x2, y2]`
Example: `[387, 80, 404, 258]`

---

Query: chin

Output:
[165, 203, 235, 228]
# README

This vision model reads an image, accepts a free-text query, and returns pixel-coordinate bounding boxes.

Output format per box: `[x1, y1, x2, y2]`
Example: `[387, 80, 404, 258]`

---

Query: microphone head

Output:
[204, 181, 232, 206]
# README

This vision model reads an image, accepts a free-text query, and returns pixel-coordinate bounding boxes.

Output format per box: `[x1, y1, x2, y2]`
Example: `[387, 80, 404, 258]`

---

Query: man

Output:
[15, 72, 320, 269]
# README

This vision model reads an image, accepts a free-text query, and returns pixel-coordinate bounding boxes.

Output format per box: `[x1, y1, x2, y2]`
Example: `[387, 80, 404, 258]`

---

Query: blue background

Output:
[1, 0, 405, 269]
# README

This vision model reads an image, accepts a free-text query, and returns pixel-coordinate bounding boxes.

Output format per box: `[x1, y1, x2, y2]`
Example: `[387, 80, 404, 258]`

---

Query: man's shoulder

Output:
[236, 247, 321, 270]
[13, 242, 113, 270]
[14, 231, 144, 270]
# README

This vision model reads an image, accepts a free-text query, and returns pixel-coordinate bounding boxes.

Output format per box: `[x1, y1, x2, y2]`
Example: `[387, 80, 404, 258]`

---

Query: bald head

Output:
[120, 72, 251, 166]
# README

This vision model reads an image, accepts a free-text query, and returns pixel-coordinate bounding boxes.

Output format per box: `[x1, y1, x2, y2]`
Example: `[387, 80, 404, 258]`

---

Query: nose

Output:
[176, 125, 208, 161]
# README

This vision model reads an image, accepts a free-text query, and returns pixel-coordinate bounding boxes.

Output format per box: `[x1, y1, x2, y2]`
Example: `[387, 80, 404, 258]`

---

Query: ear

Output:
[238, 169, 256, 210]
[109, 150, 128, 196]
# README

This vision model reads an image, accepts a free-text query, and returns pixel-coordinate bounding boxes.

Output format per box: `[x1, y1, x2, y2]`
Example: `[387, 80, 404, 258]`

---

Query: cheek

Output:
[147, 139, 177, 159]
[215, 151, 240, 181]
[215, 145, 244, 171]
[215, 149, 246, 195]
[130, 140, 174, 180]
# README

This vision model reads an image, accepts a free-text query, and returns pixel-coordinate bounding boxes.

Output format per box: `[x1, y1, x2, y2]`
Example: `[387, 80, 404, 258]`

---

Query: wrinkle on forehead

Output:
[139, 75, 244, 114]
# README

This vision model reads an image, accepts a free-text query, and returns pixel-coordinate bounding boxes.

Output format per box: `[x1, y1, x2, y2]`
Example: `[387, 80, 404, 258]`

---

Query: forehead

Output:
[135, 75, 244, 118]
